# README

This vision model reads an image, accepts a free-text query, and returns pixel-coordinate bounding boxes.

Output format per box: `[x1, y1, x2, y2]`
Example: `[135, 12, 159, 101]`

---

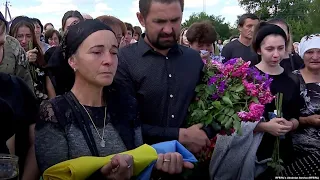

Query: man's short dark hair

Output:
[238, 13, 259, 27]
[139, 0, 184, 17]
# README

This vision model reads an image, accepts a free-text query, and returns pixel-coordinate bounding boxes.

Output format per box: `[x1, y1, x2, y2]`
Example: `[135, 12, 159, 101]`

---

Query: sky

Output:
[1, 0, 245, 30]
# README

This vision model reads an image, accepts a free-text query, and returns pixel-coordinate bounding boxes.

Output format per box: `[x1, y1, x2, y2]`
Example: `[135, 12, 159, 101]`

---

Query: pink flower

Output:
[222, 64, 234, 76]
[238, 111, 249, 120]
[249, 103, 264, 119]
[202, 59, 207, 64]
[243, 80, 259, 97]
[258, 89, 275, 104]
[237, 103, 265, 121]
[232, 63, 249, 77]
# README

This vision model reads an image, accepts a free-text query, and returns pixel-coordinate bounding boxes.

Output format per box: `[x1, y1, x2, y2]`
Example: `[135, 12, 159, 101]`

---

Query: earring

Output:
[73, 68, 76, 72]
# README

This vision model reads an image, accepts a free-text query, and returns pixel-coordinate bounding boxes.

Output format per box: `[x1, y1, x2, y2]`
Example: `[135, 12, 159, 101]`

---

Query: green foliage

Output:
[238, 0, 318, 41]
[182, 12, 232, 40]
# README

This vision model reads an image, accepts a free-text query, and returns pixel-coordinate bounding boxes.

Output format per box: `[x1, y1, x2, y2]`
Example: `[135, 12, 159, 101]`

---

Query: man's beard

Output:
[146, 30, 177, 50]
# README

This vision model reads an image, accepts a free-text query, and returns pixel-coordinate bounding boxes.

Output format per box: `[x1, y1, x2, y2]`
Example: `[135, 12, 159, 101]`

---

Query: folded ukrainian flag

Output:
[43, 140, 197, 180]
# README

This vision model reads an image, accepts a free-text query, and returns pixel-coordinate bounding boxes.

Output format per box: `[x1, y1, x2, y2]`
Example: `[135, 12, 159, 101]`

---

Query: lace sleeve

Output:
[38, 100, 58, 123]
[35, 100, 69, 173]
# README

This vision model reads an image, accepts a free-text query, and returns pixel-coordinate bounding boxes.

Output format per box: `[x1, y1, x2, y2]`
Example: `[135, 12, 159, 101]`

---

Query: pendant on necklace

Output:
[100, 139, 106, 147]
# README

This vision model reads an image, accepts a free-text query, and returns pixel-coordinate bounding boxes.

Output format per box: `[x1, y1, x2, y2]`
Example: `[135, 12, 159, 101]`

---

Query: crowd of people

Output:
[0, 0, 319, 179]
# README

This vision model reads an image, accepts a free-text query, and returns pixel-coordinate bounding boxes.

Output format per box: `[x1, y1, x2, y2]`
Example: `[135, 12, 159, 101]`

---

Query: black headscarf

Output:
[252, 22, 288, 53]
[47, 19, 114, 94]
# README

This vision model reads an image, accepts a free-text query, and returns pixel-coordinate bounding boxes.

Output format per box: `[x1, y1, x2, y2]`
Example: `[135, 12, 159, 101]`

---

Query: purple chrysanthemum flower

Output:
[224, 58, 237, 66]
[212, 94, 219, 100]
[218, 81, 227, 93]
[208, 76, 218, 85]
[263, 77, 273, 89]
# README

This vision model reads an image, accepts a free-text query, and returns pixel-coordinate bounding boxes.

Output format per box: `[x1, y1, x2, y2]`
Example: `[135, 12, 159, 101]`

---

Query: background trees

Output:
[182, 0, 320, 42]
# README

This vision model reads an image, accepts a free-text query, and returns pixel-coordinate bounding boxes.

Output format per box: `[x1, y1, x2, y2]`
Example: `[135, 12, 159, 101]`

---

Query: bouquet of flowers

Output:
[187, 58, 274, 161]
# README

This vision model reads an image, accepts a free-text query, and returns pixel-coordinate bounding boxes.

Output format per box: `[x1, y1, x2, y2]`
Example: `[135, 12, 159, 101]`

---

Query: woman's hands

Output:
[27, 48, 38, 63]
[155, 152, 194, 174]
[100, 154, 133, 180]
[99, 152, 195, 179]
[266, 118, 292, 136]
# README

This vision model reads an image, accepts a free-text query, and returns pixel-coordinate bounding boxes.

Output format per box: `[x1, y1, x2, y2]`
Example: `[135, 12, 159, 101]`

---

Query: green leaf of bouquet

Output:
[222, 96, 233, 106]
[233, 120, 241, 135]
[224, 108, 230, 114]
[225, 118, 233, 129]
[230, 86, 237, 92]
[235, 85, 245, 92]
[212, 101, 222, 109]
[198, 100, 205, 110]
[191, 110, 202, 117]
[252, 97, 259, 103]
[195, 84, 206, 93]
[221, 116, 229, 125]
[205, 114, 213, 125]
[217, 114, 225, 122]
[231, 93, 241, 100]
[244, 96, 250, 100]
[208, 85, 216, 93]
[227, 109, 235, 116]
[235, 114, 241, 121]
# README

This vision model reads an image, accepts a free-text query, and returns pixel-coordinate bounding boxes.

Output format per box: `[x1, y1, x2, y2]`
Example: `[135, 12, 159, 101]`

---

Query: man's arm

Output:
[142, 125, 180, 144]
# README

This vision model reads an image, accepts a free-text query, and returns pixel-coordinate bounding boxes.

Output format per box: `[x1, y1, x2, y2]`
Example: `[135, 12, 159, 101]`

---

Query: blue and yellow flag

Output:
[43, 140, 197, 180]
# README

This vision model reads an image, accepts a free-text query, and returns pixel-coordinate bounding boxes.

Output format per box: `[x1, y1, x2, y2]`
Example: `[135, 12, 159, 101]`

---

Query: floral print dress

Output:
[279, 70, 320, 177]
[291, 70, 320, 157]
[29, 63, 48, 102]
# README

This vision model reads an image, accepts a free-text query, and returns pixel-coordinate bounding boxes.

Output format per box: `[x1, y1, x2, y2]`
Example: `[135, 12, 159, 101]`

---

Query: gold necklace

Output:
[81, 104, 107, 148]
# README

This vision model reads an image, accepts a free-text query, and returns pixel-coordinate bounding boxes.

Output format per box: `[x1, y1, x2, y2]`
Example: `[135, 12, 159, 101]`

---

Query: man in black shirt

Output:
[222, 13, 259, 65]
[115, 0, 210, 154]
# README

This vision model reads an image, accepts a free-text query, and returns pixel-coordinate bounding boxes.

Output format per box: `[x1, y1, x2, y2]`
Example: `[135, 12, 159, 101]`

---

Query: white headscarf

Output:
[299, 34, 320, 58]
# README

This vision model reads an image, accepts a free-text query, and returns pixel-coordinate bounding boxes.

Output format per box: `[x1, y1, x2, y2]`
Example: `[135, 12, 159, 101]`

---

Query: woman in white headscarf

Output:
[280, 34, 320, 177]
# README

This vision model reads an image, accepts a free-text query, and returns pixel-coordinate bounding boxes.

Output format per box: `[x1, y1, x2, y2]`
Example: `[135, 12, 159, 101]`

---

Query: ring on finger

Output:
[127, 164, 132, 168]
[164, 159, 171, 162]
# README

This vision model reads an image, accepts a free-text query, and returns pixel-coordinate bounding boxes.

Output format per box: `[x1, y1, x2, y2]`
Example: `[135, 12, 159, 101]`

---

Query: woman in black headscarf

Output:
[35, 19, 193, 179]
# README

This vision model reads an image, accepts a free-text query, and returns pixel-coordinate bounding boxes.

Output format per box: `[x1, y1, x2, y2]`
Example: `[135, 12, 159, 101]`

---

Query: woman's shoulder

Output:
[38, 95, 71, 124]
